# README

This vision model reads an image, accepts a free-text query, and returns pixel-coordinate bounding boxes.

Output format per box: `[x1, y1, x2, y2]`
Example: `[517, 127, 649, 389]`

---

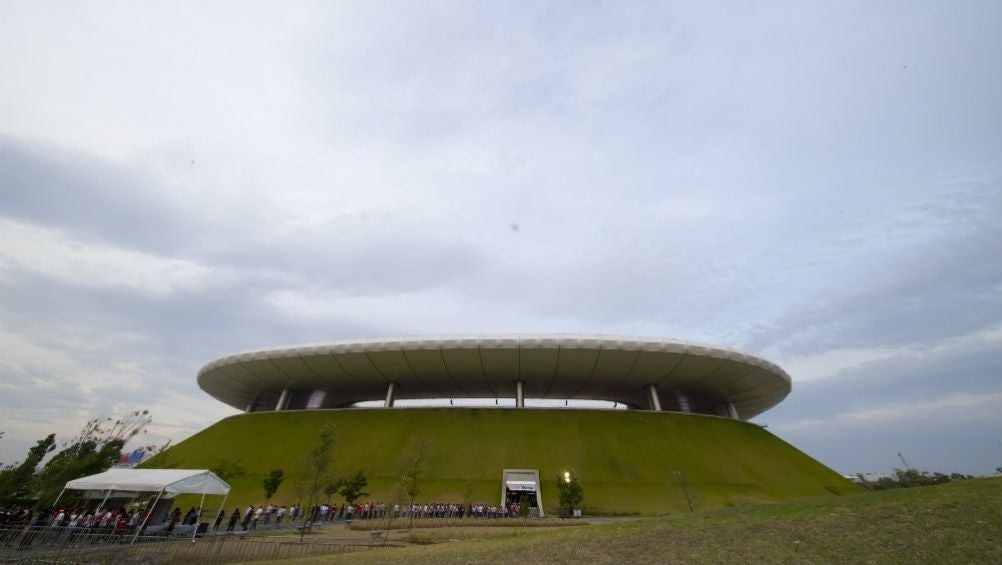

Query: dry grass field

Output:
[242, 477, 1001, 565]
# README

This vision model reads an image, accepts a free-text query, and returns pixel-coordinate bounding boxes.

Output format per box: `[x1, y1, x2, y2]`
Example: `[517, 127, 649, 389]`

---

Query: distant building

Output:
[846, 472, 895, 484]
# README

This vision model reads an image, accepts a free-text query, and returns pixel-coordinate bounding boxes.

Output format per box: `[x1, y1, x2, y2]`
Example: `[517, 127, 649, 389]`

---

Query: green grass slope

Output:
[265, 477, 1002, 565]
[145, 408, 857, 513]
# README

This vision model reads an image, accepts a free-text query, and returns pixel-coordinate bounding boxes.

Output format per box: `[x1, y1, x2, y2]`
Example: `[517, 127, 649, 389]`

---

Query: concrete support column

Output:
[515, 380, 525, 408]
[384, 382, 397, 408]
[274, 388, 290, 411]
[647, 384, 662, 411]
[726, 402, 739, 419]
[674, 390, 692, 413]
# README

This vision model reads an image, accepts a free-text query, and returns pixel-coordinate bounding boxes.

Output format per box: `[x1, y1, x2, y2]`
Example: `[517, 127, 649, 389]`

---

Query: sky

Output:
[0, 1, 999, 477]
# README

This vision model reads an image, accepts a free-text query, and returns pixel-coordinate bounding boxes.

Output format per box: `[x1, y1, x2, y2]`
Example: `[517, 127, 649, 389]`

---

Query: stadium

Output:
[148, 335, 857, 514]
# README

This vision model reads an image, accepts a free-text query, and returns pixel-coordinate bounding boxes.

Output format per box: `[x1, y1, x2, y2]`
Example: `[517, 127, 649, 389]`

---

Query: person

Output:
[50, 508, 66, 527]
[167, 508, 181, 532]
[275, 505, 286, 528]
[263, 504, 273, 526]
[213, 509, 225, 531]
[241, 506, 253, 531]
[227, 509, 240, 532]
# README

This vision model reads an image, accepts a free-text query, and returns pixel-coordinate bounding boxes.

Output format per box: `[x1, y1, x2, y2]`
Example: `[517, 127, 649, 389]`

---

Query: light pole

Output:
[561, 470, 573, 518]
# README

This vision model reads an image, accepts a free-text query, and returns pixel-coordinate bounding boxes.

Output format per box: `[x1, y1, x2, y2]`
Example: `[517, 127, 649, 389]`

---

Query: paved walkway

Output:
[584, 515, 645, 525]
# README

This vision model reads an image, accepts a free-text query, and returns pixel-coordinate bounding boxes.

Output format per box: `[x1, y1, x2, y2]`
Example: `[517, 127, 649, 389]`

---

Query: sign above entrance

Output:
[506, 480, 537, 491]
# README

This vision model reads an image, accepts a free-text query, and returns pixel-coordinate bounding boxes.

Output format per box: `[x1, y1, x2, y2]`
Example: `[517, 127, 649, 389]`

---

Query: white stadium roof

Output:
[197, 334, 791, 419]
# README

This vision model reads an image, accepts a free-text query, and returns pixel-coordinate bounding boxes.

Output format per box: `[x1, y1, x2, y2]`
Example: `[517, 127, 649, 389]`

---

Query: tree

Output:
[0, 434, 56, 502]
[517, 493, 531, 518]
[33, 411, 152, 506]
[297, 424, 336, 537]
[263, 469, 285, 500]
[557, 470, 584, 517]
[34, 436, 122, 506]
[327, 470, 368, 505]
[211, 459, 246, 482]
[672, 469, 699, 512]
[0, 411, 152, 506]
[858, 468, 978, 491]
[890, 468, 949, 488]
[399, 438, 430, 529]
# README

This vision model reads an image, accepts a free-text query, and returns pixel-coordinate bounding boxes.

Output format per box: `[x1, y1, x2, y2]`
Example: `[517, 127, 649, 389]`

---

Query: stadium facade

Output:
[149, 334, 858, 513]
[197, 334, 792, 420]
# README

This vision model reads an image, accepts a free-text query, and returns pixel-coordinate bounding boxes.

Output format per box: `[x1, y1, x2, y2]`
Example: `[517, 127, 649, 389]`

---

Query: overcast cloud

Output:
[1, 1, 1000, 476]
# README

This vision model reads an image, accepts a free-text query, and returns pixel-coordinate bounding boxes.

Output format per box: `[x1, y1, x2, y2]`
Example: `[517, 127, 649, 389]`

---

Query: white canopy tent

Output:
[55, 469, 229, 542]
[63, 469, 230, 496]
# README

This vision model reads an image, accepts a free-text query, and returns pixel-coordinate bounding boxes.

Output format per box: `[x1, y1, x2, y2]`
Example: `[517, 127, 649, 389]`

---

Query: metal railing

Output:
[0, 525, 396, 564]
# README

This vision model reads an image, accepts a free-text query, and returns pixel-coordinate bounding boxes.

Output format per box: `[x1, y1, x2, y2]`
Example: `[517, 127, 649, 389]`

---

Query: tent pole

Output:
[193, 490, 207, 543]
[213, 493, 229, 534]
[50, 487, 67, 509]
[97, 489, 112, 512]
[132, 486, 166, 545]
[127, 492, 138, 527]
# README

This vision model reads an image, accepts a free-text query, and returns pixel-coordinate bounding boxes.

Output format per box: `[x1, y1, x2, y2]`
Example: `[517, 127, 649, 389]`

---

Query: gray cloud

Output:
[0, 0, 1000, 476]
[742, 204, 1002, 356]
[766, 330, 1002, 475]
[0, 136, 203, 254]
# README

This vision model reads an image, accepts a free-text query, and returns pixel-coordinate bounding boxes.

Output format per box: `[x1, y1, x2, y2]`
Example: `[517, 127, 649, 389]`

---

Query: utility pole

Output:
[897, 452, 911, 470]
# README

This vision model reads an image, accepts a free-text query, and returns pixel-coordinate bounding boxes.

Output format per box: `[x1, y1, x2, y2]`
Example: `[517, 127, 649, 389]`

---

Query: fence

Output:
[0, 525, 395, 564]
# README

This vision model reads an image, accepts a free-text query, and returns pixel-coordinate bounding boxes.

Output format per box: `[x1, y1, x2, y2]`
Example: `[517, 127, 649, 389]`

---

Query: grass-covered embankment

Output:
[145, 408, 857, 513]
[258, 477, 1002, 565]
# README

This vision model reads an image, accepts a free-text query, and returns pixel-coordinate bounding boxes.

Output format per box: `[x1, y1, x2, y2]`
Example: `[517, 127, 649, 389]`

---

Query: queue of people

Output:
[303, 500, 527, 522]
[211, 498, 530, 532]
[220, 503, 300, 532]
[1, 496, 533, 544]
[1, 505, 148, 533]
[0, 502, 206, 546]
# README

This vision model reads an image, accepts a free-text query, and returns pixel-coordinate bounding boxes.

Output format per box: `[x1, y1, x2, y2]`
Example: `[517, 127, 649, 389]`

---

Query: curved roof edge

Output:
[197, 334, 792, 419]
[198, 334, 791, 383]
